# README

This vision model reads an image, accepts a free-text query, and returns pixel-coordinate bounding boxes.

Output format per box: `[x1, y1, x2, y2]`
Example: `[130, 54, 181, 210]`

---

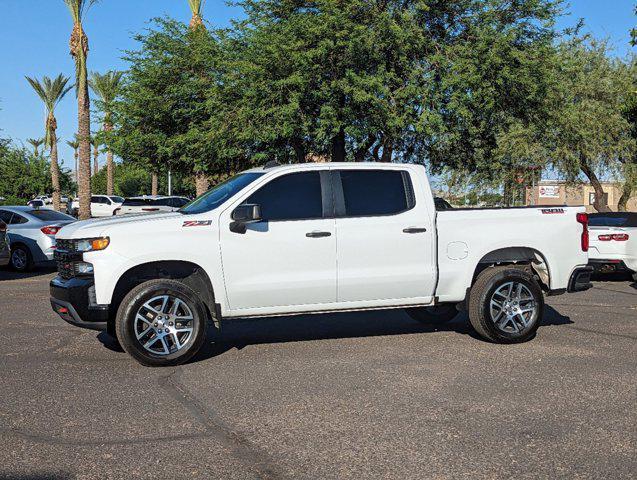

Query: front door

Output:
[219, 170, 337, 313]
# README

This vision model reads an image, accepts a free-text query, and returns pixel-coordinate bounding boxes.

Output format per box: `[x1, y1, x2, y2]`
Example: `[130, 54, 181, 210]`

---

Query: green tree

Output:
[112, 18, 221, 197]
[549, 39, 634, 212]
[90, 71, 123, 195]
[64, 0, 98, 219]
[25, 74, 73, 210]
[618, 59, 637, 211]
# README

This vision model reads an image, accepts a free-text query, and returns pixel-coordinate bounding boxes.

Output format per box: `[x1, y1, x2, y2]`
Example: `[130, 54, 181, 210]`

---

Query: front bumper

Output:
[567, 266, 593, 293]
[50, 276, 109, 330]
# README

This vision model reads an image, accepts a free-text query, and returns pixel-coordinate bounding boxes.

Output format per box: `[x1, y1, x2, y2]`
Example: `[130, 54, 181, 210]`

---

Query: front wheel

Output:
[115, 279, 208, 367]
[468, 266, 544, 343]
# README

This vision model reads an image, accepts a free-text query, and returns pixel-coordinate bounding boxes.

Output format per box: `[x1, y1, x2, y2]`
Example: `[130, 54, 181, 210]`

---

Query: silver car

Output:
[0, 207, 76, 271]
[0, 220, 9, 267]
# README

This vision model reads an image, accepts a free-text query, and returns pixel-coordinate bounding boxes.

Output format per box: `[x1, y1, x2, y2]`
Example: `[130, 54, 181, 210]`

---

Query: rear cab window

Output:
[337, 169, 414, 217]
[27, 210, 75, 222]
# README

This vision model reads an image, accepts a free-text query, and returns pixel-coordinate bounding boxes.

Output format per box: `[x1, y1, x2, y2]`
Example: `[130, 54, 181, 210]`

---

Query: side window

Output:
[11, 213, 28, 225]
[339, 170, 413, 217]
[244, 172, 323, 221]
[90, 196, 99, 204]
[0, 210, 13, 224]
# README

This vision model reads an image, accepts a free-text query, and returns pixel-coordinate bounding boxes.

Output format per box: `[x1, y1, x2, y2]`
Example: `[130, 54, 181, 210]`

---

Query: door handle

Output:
[306, 231, 332, 238]
[403, 227, 428, 234]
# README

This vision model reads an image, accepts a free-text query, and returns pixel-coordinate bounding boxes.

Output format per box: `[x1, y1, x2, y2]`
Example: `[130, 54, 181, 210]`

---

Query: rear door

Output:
[333, 168, 437, 304]
[219, 170, 337, 313]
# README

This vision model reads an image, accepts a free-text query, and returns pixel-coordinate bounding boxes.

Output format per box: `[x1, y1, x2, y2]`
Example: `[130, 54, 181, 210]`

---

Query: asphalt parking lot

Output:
[0, 269, 635, 480]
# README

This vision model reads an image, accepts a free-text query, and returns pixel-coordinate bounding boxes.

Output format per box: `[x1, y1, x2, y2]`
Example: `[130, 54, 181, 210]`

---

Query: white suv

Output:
[67, 195, 125, 217]
[115, 196, 190, 215]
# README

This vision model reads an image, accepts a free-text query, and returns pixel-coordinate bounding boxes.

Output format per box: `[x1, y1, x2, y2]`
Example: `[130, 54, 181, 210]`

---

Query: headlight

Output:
[76, 237, 110, 252]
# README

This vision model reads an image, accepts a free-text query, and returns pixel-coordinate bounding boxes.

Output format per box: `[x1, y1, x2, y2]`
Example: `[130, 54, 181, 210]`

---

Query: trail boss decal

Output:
[540, 208, 565, 214]
[182, 220, 212, 227]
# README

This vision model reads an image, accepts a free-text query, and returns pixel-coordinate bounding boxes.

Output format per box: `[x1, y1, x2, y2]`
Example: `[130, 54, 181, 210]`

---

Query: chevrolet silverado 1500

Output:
[50, 163, 593, 366]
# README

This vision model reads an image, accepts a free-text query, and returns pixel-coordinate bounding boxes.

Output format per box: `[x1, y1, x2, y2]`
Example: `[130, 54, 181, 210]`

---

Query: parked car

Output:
[0, 207, 76, 271]
[115, 196, 190, 215]
[50, 162, 592, 366]
[588, 212, 637, 280]
[27, 198, 53, 209]
[0, 220, 10, 267]
[67, 195, 125, 217]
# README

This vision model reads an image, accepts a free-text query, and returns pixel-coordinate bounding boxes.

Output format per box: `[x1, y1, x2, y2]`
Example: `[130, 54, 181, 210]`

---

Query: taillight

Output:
[597, 233, 629, 242]
[41, 226, 61, 236]
[576, 213, 589, 252]
[598, 234, 612, 241]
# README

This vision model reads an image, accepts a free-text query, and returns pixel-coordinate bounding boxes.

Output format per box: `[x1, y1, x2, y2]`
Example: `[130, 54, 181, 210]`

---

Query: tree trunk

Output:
[151, 172, 158, 196]
[106, 151, 114, 195]
[93, 143, 99, 176]
[195, 171, 209, 197]
[74, 151, 78, 187]
[580, 159, 611, 212]
[49, 131, 61, 211]
[105, 123, 114, 195]
[292, 141, 306, 163]
[380, 139, 393, 163]
[354, 135, 376, 162]
[331, 127, 346, 162]
[75, 22, 92, 221]
[617, 182, 633, 212]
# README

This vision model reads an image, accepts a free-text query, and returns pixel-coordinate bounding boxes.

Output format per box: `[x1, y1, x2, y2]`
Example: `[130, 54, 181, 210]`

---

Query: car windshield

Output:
[27, 210, 75, 222]
[180, 172, 265, 214]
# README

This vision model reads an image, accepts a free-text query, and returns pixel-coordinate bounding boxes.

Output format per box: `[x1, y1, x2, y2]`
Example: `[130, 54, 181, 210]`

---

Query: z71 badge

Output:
[182, 220, 212, 227]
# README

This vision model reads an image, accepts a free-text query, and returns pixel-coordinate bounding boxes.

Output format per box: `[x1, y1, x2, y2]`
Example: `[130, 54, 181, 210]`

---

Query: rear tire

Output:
[468, 266, 543, 343]
[406, 304, 458, 324]
[10, 245, 33, 272]
[115, 279, 207, 367]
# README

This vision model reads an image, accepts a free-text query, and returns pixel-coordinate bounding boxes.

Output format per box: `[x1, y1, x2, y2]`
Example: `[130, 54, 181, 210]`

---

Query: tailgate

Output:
[588, 227, 632, 259]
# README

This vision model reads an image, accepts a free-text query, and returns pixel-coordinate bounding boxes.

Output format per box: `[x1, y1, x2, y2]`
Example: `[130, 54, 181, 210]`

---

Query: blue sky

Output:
[0, 0, 635, 171]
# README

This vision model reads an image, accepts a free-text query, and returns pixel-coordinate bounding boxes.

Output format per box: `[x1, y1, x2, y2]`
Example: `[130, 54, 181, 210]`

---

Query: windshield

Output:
[180, 172, 265, 214]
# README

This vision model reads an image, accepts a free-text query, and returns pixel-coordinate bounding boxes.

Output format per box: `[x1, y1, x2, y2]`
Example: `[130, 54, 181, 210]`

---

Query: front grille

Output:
[54, 239, 82, 279]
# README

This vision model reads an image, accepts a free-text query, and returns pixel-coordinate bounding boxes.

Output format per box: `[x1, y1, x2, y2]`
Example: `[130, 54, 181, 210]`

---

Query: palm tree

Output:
[91, 134, 100, 176]
[26, 138, 45, 158]
[66, 138, 80, 183]
[187, 0, 209, 196]
[25, 74, 73, 211]
[89, 71, 123, 194]
[64, 0, 98, 220]
[188, 0, 205, 29]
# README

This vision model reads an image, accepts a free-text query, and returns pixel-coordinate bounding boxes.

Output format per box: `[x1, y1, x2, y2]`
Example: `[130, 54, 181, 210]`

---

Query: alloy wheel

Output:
[134, 295, 195, 356]
[11, 248, 27, 270]
[489, 281, 538, 334]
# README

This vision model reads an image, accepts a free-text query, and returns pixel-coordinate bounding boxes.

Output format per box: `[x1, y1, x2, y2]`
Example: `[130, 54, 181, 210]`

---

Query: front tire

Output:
[468, 266, 544, 343]
[115, 279, 207, 367]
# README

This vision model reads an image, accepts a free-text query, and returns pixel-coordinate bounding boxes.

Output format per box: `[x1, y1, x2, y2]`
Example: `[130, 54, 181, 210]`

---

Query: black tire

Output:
[115, 279, 208, 367]
[406, 304, 458, 324]
[10, 244, 33, 272]
[468, 266, 544, 343]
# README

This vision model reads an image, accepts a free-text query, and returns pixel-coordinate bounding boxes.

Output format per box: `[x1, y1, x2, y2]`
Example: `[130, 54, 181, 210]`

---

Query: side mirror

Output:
[230, 204, 262, 234]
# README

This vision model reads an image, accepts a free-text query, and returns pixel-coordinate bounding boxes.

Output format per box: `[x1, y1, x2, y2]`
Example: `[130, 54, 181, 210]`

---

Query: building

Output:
[526, 180, 637, 212]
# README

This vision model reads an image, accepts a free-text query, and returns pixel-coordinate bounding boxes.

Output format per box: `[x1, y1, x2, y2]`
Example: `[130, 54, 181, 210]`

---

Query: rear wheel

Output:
[468, 266, 543, 343]
[406, 304, 458, 324]
[10, 245, 33, 272]
[115, 279, 207, 367]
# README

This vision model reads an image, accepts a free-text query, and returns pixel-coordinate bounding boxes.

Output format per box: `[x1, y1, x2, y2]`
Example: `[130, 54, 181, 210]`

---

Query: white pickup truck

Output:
[50, 163, 593, 366]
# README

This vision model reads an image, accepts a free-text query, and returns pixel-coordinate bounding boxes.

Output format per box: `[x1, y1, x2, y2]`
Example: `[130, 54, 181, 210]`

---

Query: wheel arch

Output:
[472, 247, 551, 291]
[110, 260, 218, 326]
